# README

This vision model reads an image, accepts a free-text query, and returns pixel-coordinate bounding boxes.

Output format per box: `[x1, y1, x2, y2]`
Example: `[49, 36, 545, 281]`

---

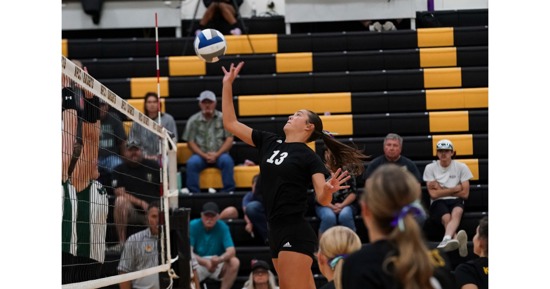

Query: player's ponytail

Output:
[305, 110, 368, 176]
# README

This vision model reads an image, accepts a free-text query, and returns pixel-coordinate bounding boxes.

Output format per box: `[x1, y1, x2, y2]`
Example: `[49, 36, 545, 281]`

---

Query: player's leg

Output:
[277, 251, 315, 289]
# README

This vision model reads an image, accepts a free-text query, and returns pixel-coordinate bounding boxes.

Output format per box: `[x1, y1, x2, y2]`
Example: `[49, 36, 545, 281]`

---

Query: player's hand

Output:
[222, 62, 244, 84]
[325, 168, 350, 194]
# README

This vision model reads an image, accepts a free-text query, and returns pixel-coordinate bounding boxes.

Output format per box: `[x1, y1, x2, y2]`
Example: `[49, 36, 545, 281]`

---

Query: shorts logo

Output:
[283, 242, 292, 248]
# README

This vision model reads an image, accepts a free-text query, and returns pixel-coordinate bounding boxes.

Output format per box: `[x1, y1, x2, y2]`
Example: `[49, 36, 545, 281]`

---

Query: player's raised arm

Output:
[221, 62, 254, 146]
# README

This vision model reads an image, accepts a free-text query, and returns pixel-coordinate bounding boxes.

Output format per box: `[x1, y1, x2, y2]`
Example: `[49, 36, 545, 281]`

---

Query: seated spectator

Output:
[242, 259, 279, 289]
[423, 139, 472, 255]
[98, 99, 127, 184]
[129, 92, 178, 161]
[342, 164, 455, 289]
[242, 174, 268, 244]
[316, 226, 362, 289]
[110, 140, 161, 251]
[197, 0, 244, 35]
[315, 149, 359, 236]
[454, 216, 488, 289]
[182, 90, 236, 193]
[117, 201, 161, 289]
[363, 133, 422, 183]
[190, 202, 240, 289]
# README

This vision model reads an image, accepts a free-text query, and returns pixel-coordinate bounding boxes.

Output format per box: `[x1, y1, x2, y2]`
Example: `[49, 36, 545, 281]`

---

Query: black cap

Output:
[251, 259, 270, 271]
[201, 202, 220, 214]
[126, 139, 141, 149]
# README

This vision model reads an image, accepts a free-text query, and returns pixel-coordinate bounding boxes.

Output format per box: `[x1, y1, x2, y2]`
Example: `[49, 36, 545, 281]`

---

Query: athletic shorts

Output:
[268, 219, 317, 261]
[195, 256, 225, 282]
[429, 198, 464, 221]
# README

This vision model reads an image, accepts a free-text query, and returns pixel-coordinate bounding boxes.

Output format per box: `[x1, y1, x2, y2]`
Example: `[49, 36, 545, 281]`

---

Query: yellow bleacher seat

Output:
[199, 166, 260, 189]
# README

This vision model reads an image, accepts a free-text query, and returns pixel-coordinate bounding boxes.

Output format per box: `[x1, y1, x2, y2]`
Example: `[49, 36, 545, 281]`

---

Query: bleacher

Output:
[62, 7, 488, 289]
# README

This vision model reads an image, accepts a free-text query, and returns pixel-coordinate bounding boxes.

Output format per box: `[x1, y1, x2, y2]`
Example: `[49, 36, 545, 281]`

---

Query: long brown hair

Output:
[305, 110, 368, 176]
[363, 164, 435, 289]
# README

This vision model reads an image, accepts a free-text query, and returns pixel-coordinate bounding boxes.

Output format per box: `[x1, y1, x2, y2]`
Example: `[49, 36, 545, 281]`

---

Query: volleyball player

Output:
[61, 65, 109, 284]
[341, 164, 454, 289]
[220, 62, 367, 289]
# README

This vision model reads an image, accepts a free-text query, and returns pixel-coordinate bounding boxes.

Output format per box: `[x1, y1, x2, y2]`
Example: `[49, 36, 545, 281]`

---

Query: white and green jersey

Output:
[62, 180, 109, 263]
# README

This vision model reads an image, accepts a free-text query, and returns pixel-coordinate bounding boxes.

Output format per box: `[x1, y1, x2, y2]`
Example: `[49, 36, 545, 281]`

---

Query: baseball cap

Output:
[201, 202, 220, 215]
[436, 139, 454, 151]
[197, 90, 216, 102]
[126, 139, 142, 149]
[251, 259, 270, 271]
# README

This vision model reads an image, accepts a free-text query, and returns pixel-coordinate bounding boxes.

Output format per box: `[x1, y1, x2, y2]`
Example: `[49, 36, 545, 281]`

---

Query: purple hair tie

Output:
[390, 200, 426, 232]
[322, 130, 334, 138]
[328, 254, 348, 270]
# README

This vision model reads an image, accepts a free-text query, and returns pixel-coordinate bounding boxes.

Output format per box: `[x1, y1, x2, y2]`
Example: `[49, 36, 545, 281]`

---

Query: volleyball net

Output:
[61, 56, 187, 289]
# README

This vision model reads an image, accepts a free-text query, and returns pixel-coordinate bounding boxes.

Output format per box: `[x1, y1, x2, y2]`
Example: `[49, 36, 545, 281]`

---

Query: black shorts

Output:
[429, 198, 465, 221]
[268, 219, 317, 261]
[203, 0, 243, 8]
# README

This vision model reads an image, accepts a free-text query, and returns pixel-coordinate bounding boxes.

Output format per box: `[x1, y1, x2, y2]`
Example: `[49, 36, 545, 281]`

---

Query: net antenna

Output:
[61, 56, 177, 289]
[155, 12, 181, 289]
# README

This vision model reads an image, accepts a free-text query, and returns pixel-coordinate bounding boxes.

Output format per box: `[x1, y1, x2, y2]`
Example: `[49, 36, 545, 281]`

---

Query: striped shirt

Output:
[62, 180, 109, 263]
[118, 228, 160, 289]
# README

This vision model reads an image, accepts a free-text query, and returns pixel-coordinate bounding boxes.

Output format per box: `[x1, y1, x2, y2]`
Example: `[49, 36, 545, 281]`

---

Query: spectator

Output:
[423, 139, 472, 255]
[182, 90, 236, 193]
[129, 92, 178, 161]
[98, 99, 127, 179]
[62, 69, 109, 283]
[242, 259, 279, 289]
[342, 164, 454, 289]
[197, 0, 244, 35]
[190, 202, 240, 289]
[242, 174, 269, 244]
[316, 226, 362, 289]
[315, 149, 359, 236]
[360, 19, 403, 31]
[118, 201, 161, 289]
[363, 133, 422, 183]
[110, 140, 161, 250]
[454, 216, 488, 289]
[221, 62, 367, 289]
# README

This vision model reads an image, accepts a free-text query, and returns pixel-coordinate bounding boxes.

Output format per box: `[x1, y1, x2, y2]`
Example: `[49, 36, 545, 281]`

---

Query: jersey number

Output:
[266, 150, 288, 165]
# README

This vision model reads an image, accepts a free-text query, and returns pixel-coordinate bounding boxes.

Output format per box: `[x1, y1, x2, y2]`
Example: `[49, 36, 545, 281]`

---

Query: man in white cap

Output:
[182, 90, 236, 193]
[423, 139, 473, 257]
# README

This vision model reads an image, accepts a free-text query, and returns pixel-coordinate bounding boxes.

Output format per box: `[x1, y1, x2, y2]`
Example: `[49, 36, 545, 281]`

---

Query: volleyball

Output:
[194, 28, 227, 63]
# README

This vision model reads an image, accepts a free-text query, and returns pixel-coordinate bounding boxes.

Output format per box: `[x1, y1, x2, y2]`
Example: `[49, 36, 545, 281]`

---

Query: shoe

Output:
[457, 230, 468, 257]
[382, 21, 396, 31]
[229, 27, 242, 35]
[437, 238, 459, 252]
[369, 22, 382, 32]
[208, 188, 217, 194]
[179, 187, 190, 195]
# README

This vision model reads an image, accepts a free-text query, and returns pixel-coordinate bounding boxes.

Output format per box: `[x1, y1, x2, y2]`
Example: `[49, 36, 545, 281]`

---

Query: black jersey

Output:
[342, 240, 455, 289]
[454, 257, 488, 289]
[111, 159, 161, 203]
[252, 129, 328, 225]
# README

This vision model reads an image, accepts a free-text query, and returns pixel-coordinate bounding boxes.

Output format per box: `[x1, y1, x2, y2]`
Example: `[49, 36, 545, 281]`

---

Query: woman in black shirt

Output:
[221, 62, 367, 289]
[342, 164, 454, 289]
